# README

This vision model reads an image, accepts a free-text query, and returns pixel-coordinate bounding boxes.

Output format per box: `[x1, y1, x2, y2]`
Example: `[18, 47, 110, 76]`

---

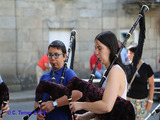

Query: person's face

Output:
[48, 47, 67, 71]
[95, 40, 111, 68]
[127, 50, 134, 61]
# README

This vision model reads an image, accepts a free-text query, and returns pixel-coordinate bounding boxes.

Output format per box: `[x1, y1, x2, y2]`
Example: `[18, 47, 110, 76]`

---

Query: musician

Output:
[118, 40, 129, 65]
[90, 50, 104, 79]
[127, 43, 154, 120]
[34, 40, 77, 120]
[0, 75, 10, 119]
[36, 53, 51, 85]
[69, 31, 128, 119]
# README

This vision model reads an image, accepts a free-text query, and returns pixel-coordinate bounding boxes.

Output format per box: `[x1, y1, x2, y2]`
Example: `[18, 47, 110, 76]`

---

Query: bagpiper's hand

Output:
[37, 113, 45, 120]
[37, 109, 46, 120]
[41, 101, 54, 113]
[146, 101, 152, 111]
[1, 101, 10, 116]
[69, 102, 82, 113]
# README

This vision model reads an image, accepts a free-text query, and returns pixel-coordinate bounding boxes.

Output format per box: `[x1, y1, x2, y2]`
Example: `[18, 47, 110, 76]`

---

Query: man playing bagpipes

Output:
[0, 75, 10, 120]
[34, 40, 77, 120]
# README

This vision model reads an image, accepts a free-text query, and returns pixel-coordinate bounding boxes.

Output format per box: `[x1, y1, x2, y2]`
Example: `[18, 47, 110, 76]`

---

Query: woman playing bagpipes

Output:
[68, 6, 147, 120]
[0, 75, 10, 120]
[69, 31, 130, 120]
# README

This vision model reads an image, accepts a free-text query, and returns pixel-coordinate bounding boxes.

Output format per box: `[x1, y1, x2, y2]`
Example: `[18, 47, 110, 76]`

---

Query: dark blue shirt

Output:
[36, 66, 77, 120]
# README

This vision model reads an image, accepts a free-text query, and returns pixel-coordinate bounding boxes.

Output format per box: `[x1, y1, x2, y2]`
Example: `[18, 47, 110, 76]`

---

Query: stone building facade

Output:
[0, 0, 160, 90]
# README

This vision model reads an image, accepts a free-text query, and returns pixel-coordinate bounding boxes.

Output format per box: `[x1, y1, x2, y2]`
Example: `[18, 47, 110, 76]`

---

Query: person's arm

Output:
[146, 75, 154, 111]
[69, 67, 125, 114]
[40, 90, 82, 113]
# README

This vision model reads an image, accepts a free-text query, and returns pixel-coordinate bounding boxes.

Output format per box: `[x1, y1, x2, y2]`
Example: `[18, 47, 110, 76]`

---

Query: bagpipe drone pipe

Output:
[122, 6, 146, 84]
[35, 5, 148, 120]
[0, 82, 9, 118]
[22, 30, 76, 120]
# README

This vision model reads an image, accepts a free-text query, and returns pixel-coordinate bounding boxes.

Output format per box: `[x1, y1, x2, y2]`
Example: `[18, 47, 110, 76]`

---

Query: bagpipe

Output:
[33, 5, 148, 120]
[0, 82, 9, 118]
[22, 30, 76, 120]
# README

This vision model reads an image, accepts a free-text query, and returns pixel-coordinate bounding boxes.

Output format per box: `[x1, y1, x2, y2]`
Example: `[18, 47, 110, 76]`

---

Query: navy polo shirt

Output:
[36, 66, 76, 120]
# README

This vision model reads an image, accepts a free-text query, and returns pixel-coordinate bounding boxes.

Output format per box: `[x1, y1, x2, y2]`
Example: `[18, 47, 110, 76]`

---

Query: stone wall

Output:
[0, 0, 159, 90]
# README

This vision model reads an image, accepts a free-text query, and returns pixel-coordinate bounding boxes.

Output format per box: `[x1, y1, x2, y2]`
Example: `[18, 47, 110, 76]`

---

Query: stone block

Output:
[23, 8, 42, 16]
[0, 17, 15, 28]
[0, 63, 17, 75]
[17, 16, 42, 29]
[16, 1, 44, 8]
[76, 2, 86, 9]
[77, 29, 101, 42]
[16, 8, 24, 16]
[87, 2, 102, 9]
[0, 29, 16, 41]
[102, 0, 117, 3]
[103, 17, 117, 29]
[103, 10, 117, 17]
[149, 39, 157, 49]
[0, 1, 15, 8]
[117, 17, 135, 28]
[0, 41, 16, 52]
[102, 3, 117, 10]
[17, 29, 30, 42]
[77, 0, 99, 3]
[78, 42, 91, 51]
[16, 1, 30, 8]
[80, 9, 102, 18]
[0, 8, 15, 16]
[77, 18, 89, 29]
[0, 52, 16, 64]
[148, 28, 157, 40]
[88, 18, 102, 29]
[79, 50, 91, 62]
[42, 8, 56, 17]
[30, 29, 43, 42]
